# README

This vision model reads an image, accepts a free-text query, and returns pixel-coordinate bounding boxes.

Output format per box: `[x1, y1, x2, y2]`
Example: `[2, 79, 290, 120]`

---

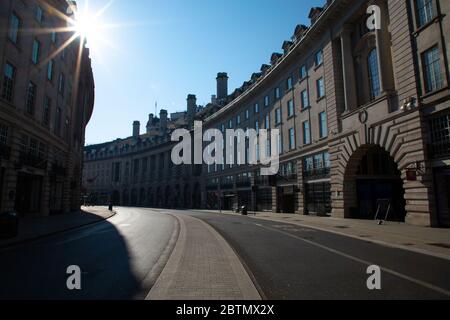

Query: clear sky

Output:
[79, 0, 325, 145]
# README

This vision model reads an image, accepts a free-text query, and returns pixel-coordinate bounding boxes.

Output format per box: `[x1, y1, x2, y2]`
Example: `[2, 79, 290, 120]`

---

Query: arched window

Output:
[368, 49, 381, 99]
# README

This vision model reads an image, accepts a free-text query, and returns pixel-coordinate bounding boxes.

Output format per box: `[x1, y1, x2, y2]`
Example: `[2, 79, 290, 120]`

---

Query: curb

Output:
[0, 209, 117, 251]
[147, 213, 261, 300]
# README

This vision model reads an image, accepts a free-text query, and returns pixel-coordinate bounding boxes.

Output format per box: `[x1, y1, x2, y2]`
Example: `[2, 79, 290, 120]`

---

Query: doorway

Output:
[15, 173, 43, 216]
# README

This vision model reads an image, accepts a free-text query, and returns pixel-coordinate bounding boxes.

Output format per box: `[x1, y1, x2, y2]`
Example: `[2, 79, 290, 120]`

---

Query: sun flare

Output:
[73, 10, 103, 46]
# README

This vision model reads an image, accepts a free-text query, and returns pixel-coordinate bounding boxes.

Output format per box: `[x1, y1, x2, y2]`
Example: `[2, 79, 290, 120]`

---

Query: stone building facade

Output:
[84, 0, 450, 227]
[0, 0, 95, 216]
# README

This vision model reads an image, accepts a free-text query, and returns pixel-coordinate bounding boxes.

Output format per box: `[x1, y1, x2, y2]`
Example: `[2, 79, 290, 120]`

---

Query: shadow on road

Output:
[0, 213, 140, 300]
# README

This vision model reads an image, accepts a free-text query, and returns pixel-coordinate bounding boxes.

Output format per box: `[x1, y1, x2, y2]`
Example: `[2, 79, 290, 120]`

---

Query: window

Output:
[274, 87, 281, 100]
[43, 96, 51, 126]
[58, 73, 65, 95]
[416, 0, 435, 27]
[8, 13, 20, 43]
[289, 128, 296, 150]
[423, 46, 443, 93]
[265, 138, 271, 157]
[236, 114, 241, 125]
[265, 114, 270, 129]
[47, 60, 54, 81]
[26, 82, 37, 115]
[368, 49, 381, 99]
[301, 90, 309, 109]
[264, 95, 270, 107]
[254, 103, 260, 113]
[51, 31, 57, 44]
[32, 39, 40, 64]
[277, 133, 283, 154]
[315, 50, 323, 66]
[36, 6, 43, 24]
[287, 99, 295, 117]
[300, 65, 307, 79]
[55, 107, 62, 136]
[303, 120, 311, 145]
[2, 63, 15, 102]
[255, 120, 259, 134]
[287, 77, 293, 90]
[317, 77, 325, 99]
[319, 112, 328, 138]
[220, 123, 225, 133]
[275, 108, 282, 124]
[228, 119, 233, 129]
[0, 125, 8, 145]
[245, 109, 249, 120]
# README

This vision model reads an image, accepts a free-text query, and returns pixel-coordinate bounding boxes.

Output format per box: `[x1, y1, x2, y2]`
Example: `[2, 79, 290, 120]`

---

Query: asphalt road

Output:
[1, 207, 449, 300]
[0, 208, 176, 300]
[167, 209, 450, 300]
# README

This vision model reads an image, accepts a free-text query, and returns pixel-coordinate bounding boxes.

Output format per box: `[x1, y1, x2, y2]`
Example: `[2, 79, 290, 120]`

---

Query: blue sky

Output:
[79, 0, 325, 145]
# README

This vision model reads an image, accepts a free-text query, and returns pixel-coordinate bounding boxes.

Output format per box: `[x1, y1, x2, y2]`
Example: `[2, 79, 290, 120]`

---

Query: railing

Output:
[236, 178, 251, 188]
[19, 151, 47, 170]
[51, 163, 66, 175]
[303, 167, 330, 179]
[206, 184, 218, 191]
[277, 173, 297, 183]
[254, 175, 269, 186]
[429, 140, 450, 159]
[0, 144, 11, 160]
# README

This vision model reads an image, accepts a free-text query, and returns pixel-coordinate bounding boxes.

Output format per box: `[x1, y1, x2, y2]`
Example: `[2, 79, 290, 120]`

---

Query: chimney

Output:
[211, 95, 217, 104]
[146, 114, 154, 133]
[187, 94, 197, 129]
[216, 72, 228, 100]
[133, 121, 140, 137]
[160, 109, 168, 133]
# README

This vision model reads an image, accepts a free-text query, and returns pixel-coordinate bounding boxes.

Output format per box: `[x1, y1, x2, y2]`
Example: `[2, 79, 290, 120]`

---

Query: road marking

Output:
[255, 223, 450, 297]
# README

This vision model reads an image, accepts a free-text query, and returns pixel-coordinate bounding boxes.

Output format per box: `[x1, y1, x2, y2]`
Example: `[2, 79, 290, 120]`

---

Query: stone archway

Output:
[183, 184, 191, 209]
[156, 187, 162, 207]
[112, 190, 120, 206]
[122, 190, 129, 206]
[192, 183, 201, 209]
[343, 144, 406, 221]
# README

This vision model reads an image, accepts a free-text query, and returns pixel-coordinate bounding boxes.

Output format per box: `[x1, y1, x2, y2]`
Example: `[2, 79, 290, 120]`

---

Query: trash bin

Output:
[0, 211, 18, 239]
[108, 204, 113, 211]
[241, 206, 248, 216]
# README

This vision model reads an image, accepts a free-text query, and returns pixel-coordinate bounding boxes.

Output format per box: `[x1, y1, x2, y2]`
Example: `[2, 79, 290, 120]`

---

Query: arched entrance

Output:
[147, 188, 154, 207]
[112, 190, 120, 206]
[122, 190, 129, 206]
[344, 145, 406, 221]
[184, 185, 191, 208]
[164, 186, 172, 208]
[131, 189, 138, 206]
[139, 188, 146, 206]
[192, 183, 201, 209]
[156, 187, 162, 207]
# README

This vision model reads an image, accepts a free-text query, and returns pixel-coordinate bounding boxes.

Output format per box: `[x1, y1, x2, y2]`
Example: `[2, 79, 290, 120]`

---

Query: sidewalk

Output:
[147, 213, 261, 300]
[197, 210, 450, 260]
[0, 206, 116, 249]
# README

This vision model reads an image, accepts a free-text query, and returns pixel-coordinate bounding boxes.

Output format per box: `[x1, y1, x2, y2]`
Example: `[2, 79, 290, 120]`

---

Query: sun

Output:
[73, 10, 103, 44]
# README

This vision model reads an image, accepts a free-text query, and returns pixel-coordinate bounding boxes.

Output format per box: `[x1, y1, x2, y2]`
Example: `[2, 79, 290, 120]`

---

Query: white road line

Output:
[255, 223, 450, 297]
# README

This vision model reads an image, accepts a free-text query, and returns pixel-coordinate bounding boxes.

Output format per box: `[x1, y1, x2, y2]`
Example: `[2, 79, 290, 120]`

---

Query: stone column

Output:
[296, 159, 306, 215]
[340, 25, 358, 111]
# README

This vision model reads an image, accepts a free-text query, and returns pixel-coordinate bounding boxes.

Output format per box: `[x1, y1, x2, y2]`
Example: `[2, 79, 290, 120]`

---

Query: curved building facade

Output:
[85, 0, 450, 227]
[0, 0, 95, 216]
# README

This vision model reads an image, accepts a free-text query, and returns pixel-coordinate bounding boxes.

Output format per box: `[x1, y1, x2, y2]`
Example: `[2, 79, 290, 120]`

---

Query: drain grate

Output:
[334, 225, 350, 229]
